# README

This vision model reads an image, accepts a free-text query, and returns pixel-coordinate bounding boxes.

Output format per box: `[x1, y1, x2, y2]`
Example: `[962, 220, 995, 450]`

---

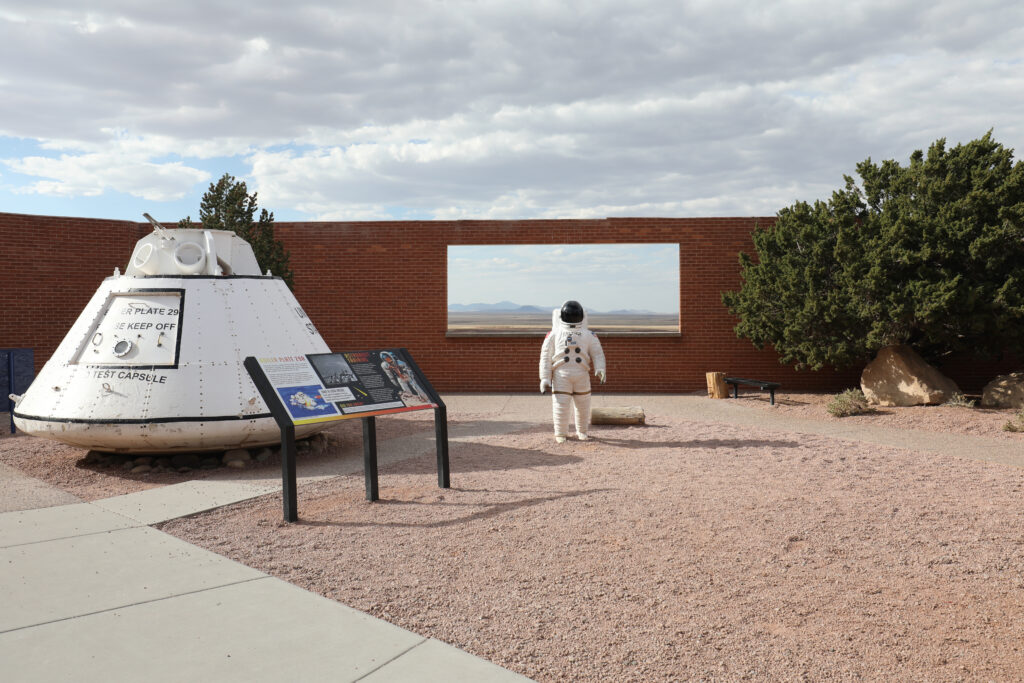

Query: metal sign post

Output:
[244, 349, 449, 522]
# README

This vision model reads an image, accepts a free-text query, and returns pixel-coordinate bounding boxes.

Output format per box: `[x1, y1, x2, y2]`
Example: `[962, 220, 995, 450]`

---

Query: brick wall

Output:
[275, 216, 867, 393]
[3, 211, 1013, 393]
[2, 213, 147, 374]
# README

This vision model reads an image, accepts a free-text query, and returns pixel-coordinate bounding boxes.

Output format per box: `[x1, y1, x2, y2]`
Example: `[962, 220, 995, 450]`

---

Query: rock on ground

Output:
[981, 371, 1024, 409]
[861, 344, 959, 406]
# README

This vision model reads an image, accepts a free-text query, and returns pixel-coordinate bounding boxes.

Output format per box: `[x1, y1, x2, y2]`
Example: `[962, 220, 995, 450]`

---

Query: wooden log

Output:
[706, 371, 729, 399]
[592, 406, 645, 425]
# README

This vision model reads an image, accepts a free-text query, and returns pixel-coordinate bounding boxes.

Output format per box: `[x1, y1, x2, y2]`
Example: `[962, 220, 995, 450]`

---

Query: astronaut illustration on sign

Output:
[380, 351, 431, 404]
[289, 390, 328, 411]
[540, 300, 606, 443]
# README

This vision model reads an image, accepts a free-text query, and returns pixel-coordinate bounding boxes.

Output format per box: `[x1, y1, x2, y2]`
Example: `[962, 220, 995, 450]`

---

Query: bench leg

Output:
[769, 389, 775, 406]
[732, 384, 738, 399]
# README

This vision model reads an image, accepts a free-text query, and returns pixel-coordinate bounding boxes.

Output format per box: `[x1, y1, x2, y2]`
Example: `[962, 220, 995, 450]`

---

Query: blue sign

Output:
[2, 348, 34, 434]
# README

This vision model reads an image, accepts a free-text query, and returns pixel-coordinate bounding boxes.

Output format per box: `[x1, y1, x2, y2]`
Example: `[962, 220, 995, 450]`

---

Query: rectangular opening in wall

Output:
[447, 244, 680, 336]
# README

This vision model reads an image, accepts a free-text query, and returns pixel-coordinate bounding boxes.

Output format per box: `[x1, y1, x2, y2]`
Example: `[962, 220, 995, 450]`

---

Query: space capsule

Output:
[9, 215, 329, 453]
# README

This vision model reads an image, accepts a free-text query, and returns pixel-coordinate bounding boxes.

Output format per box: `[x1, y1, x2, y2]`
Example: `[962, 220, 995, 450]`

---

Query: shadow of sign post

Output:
[245, 349, 449, 523]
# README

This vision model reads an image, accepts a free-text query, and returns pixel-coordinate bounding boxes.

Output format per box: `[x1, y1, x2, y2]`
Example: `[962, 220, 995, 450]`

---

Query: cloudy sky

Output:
[1, 0, 1022, 225]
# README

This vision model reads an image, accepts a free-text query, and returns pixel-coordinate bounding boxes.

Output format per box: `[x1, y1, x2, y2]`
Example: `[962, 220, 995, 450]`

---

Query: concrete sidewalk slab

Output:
[0, 462, 81, 513]
[0, 578, 442, 683]
[0, 525, 264, 632]
[0, 557, 530, 682]
[363, 637, 533, 682]
[0, 502, 137, 547]
[93, 479, 281, 525]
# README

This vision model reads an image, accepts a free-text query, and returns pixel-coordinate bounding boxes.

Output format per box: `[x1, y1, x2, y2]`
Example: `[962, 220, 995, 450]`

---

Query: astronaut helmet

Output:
[560, 300, 585, 324]
[380, 352, 395, 363]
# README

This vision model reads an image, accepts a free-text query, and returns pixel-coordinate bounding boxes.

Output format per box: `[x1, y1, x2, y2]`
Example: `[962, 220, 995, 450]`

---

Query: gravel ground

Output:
[6, 397, 1024, 680]
[0, 410, 434, 501]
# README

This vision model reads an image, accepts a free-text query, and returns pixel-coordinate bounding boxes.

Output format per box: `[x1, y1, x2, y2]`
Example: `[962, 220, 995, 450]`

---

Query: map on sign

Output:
[253, 350, 437, 425]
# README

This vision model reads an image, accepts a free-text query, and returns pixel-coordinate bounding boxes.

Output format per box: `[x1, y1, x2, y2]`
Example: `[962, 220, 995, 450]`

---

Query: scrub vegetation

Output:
[723, 132, 1024, 371]
[942, 392, 977, 408]
[1003, 408, 1024, 432]
[825, 388, 872, 417]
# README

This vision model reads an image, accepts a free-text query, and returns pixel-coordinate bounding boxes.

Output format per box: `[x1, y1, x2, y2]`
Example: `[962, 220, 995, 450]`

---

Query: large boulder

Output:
[860, 345, 960, 406]
[981, 372, 1024, 408]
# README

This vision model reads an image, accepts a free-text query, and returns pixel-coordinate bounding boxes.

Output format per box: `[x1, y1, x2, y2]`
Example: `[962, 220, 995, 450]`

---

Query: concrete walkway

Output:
[0, 405, 536, 683]
[2, 392, 1022, 682]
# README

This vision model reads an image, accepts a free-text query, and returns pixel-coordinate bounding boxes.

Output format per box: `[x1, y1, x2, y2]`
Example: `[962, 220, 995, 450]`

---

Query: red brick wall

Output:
[277, 217, 867, 392]
[2, 213, 147, 373]
[3, 212, 1013, 393]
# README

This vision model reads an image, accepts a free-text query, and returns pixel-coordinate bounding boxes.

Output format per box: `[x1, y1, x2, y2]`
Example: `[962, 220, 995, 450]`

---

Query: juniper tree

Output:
[722, 132, 1024, 370]
[179, 173, 294, 288]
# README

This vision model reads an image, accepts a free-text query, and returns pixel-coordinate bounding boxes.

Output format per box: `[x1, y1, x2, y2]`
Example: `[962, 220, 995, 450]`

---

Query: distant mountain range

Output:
[448, 301, 663, 315]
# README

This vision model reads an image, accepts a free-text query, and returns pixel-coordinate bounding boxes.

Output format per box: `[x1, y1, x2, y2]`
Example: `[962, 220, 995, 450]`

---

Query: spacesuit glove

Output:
[596, 369, 606, 384]
[540, 379, 551, 393]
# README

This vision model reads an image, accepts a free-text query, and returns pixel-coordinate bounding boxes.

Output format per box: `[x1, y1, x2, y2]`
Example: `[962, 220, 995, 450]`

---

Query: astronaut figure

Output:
[539, 300, 606, 443]
[380, 351, 430, 403]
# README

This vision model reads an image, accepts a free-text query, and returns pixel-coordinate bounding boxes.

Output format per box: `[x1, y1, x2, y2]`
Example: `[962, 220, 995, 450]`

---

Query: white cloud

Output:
[0, 0, 1022, 217]
[3, 131, 210, 200]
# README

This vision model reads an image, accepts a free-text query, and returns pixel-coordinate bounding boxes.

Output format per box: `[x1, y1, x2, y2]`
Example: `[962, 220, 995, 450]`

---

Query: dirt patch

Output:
[0, 410, 436, 501]
[156, 405, 1024, 681]
[744, 390, 1024, 441]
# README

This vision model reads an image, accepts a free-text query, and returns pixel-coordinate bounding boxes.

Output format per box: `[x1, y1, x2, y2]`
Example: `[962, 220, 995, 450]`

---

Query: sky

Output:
[8, 3, 1020, 313]
[448, 244, 680, 312]
[1, 1, 1022, 226]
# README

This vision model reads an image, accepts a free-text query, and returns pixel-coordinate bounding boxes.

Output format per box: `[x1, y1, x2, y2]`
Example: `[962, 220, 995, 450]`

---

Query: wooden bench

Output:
[724, 377, 781, 405]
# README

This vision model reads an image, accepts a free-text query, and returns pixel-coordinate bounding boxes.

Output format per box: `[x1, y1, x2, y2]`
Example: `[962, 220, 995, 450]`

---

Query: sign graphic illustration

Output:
[277, 385, 340, 420]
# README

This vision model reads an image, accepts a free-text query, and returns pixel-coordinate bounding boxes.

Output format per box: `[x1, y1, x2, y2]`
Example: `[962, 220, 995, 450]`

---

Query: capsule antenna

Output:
[142, 213, 174, 241]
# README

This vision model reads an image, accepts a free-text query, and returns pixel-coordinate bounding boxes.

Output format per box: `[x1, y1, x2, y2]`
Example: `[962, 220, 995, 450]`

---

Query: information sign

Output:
[252, 349, 438, 425]
[244, 348, 449, 522]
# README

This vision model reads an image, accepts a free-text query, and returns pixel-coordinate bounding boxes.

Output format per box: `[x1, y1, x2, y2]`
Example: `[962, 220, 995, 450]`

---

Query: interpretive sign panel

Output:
[244, 348, 449, 522]
[252, 349, 438, 425]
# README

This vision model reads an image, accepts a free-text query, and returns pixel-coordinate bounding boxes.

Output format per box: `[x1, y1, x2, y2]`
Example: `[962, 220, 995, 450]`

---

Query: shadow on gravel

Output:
[448, 419, 537, 438]
[596, 437, 804, 450]
[297, 487, 609, 529]
[385, 443, 584, 475]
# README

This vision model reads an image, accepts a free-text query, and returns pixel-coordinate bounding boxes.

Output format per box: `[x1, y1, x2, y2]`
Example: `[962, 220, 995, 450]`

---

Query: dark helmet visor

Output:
[560, 300, 584, 324]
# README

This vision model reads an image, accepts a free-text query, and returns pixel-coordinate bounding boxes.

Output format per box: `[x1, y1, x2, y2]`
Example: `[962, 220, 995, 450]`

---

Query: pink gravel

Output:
[152, 397, 1024, 681]
[5, 395, 1024, 680]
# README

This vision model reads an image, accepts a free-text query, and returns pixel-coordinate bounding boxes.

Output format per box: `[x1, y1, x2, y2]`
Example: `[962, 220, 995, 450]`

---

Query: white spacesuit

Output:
[539, 300, 606, 442]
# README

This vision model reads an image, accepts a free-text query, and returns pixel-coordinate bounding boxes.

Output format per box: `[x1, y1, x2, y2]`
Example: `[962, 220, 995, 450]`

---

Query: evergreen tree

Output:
[723, 132, 1024, 370]
[179, 173, 294, 288]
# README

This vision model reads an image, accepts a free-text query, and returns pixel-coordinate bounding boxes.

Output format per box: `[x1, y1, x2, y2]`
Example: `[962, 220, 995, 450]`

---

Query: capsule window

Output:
[112, 340, 133, 357]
